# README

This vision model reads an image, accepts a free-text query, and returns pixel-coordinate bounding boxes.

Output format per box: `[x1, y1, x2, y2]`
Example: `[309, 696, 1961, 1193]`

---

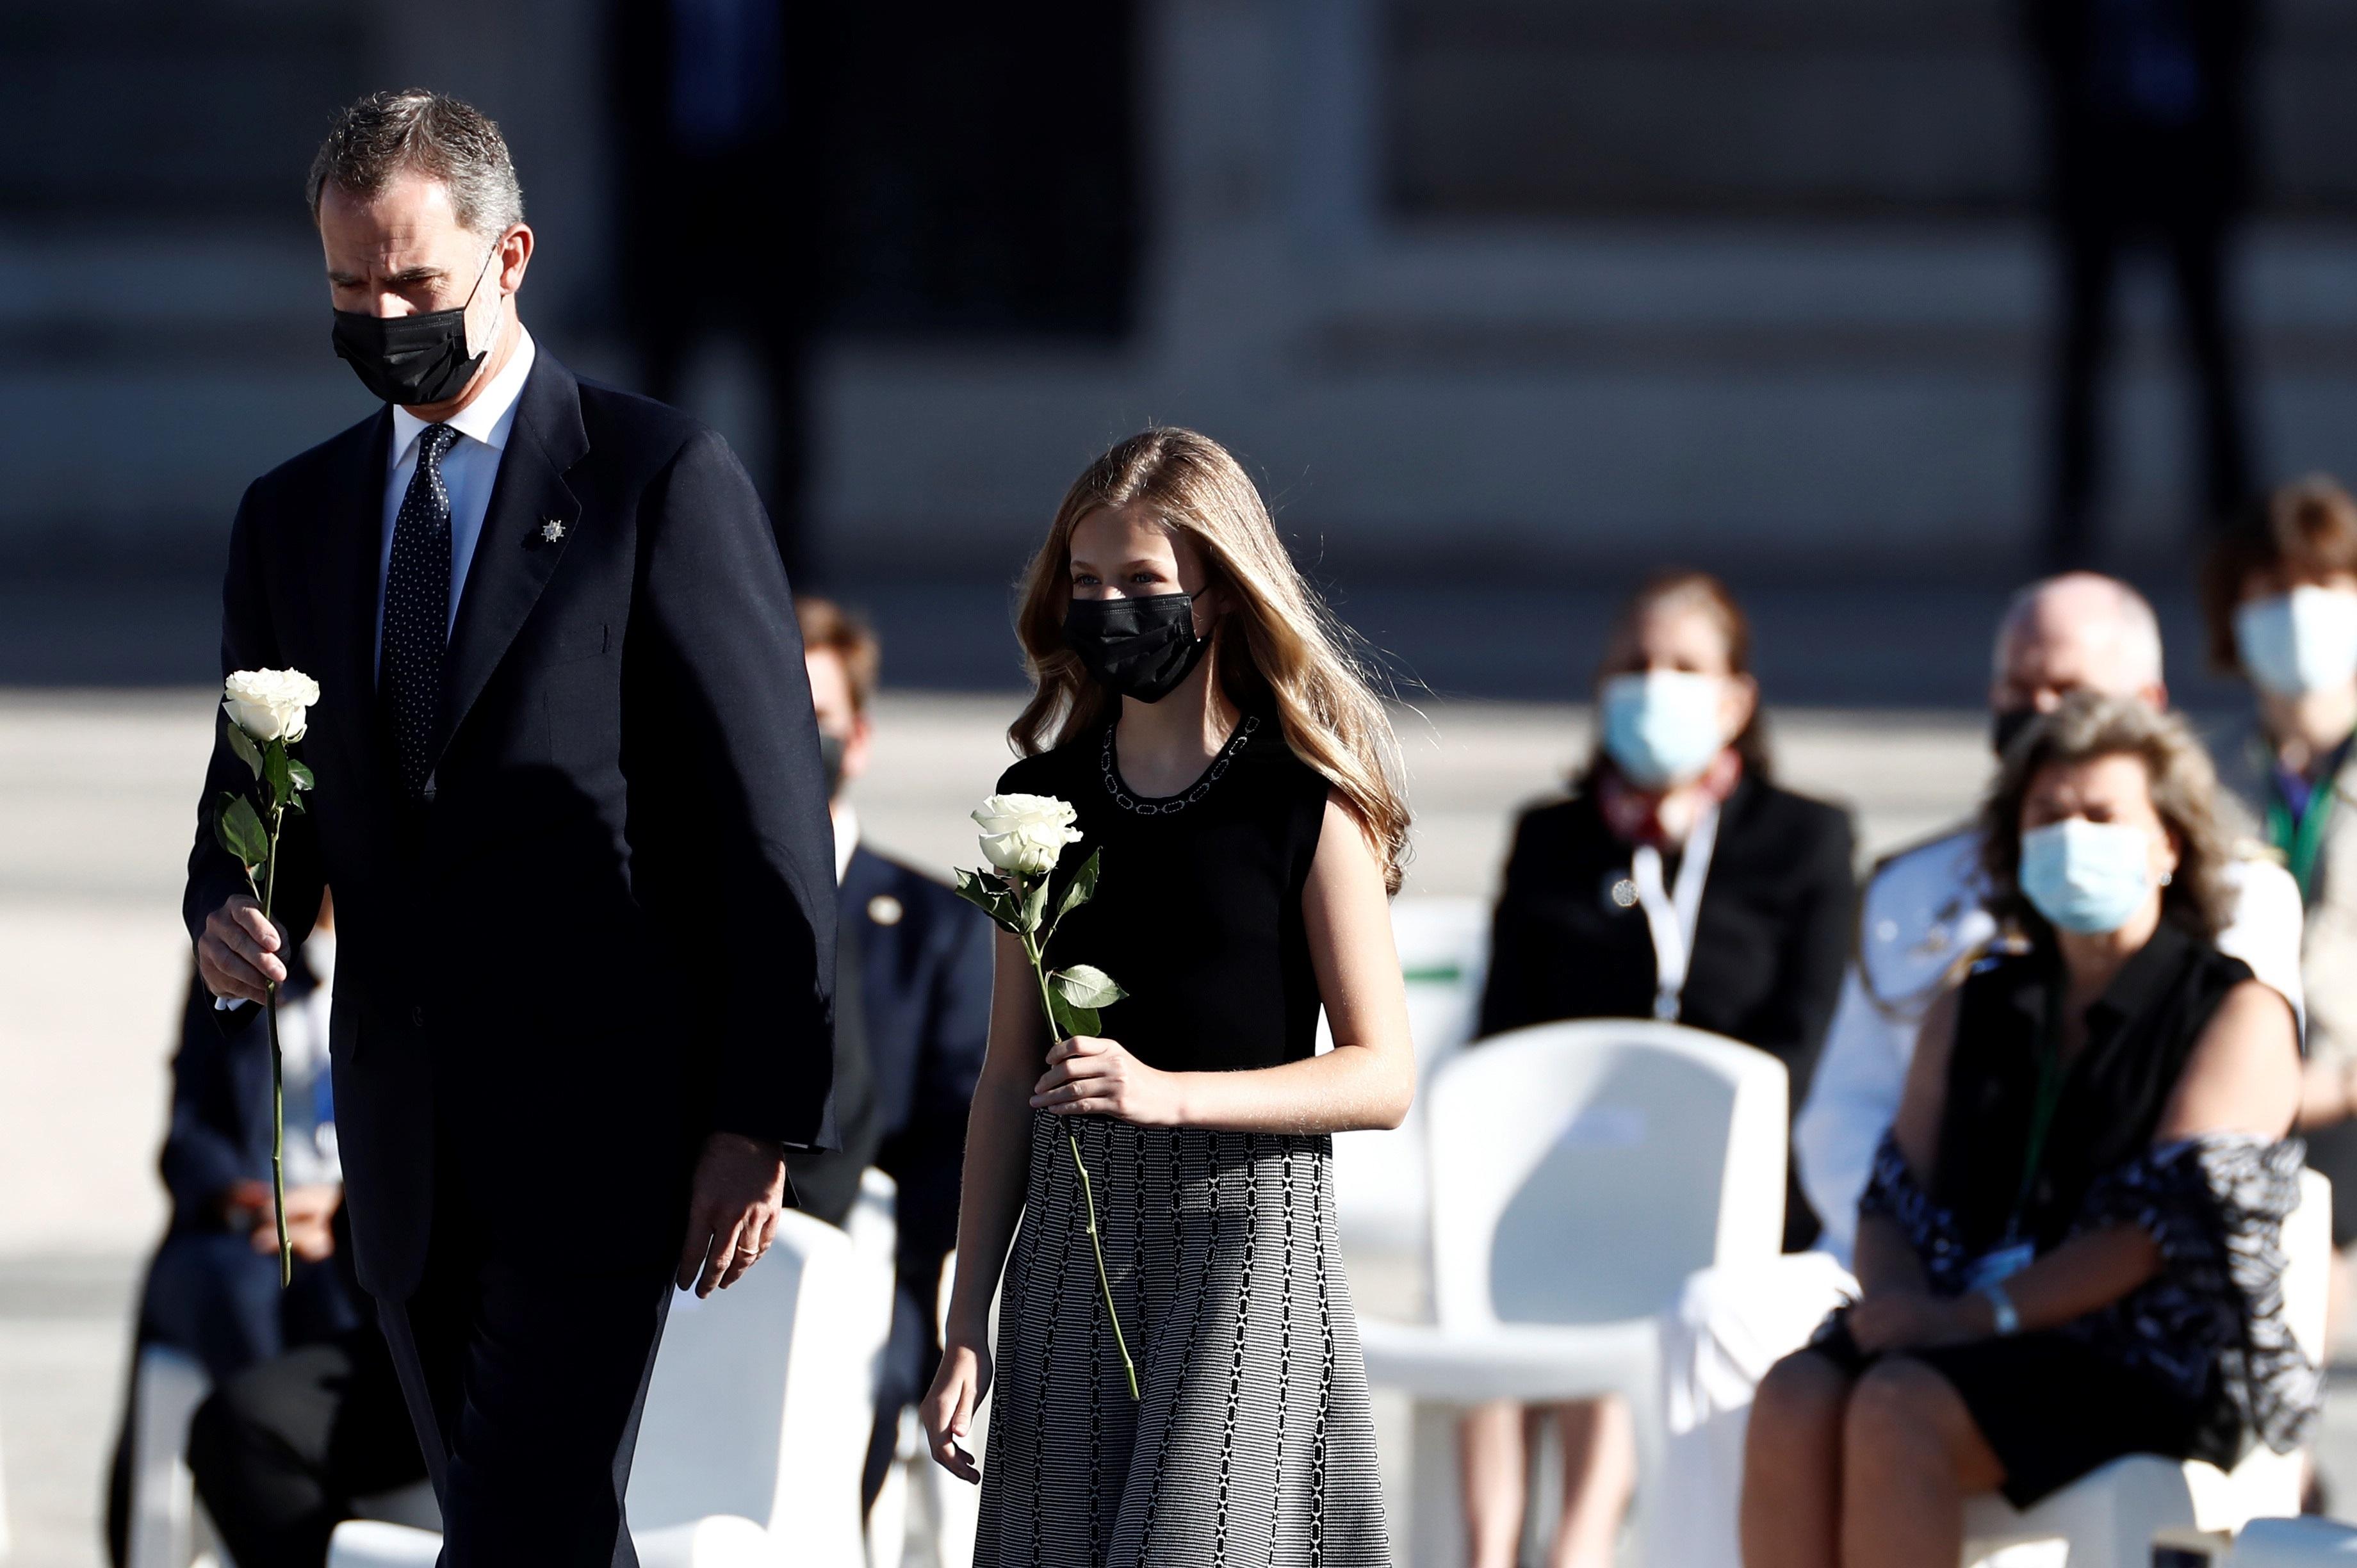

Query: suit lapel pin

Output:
[867, 894, 904, 927]
[539, 518, 566, 544]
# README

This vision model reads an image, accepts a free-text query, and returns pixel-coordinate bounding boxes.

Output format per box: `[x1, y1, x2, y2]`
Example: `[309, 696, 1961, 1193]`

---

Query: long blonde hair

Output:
[1010, 427, 1412, 893]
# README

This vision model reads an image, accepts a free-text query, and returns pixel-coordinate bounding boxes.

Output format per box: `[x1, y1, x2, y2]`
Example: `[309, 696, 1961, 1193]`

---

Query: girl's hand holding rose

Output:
[1031, 1034, 1186, 1125]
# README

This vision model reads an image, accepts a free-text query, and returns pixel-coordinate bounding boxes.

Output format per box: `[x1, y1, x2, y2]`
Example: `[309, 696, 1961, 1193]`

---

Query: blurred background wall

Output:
[6, 0, 2357, 610]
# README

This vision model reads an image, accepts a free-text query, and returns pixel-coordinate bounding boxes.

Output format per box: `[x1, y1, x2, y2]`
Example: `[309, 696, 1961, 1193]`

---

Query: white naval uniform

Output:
[1645, 826, 2305, 1568]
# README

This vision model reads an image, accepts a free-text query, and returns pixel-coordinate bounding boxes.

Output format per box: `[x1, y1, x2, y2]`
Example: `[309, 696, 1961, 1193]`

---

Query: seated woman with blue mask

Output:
[1464, 569, 1855, 1568]
[1741, 692, 2317, 1568]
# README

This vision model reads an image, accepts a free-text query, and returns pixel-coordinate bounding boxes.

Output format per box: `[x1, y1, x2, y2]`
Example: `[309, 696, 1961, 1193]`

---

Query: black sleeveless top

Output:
[1933, 919, 2255, 1256]
[995, 712, 1332, 1074]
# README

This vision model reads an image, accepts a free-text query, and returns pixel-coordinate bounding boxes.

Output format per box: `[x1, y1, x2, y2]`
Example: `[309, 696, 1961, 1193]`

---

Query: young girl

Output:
[920, 428, 1414, 1567]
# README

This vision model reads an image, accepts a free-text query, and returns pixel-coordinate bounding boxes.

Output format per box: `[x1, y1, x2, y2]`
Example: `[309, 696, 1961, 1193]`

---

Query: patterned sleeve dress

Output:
[1809, 920, 2320, 1508]
[972, 710, 1392, 1568]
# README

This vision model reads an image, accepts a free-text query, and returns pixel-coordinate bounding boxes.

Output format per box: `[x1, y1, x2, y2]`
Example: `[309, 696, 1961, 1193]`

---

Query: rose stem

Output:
[1018, 880, 1141, 1401]
[263, 787, 289, 1289]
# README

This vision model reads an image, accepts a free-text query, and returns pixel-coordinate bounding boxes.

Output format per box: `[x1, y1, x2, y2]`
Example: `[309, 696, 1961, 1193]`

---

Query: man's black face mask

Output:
[1063, 592, 1210, 704]
[330, 243, 498, 407]
[1991, 706, 2038, 758]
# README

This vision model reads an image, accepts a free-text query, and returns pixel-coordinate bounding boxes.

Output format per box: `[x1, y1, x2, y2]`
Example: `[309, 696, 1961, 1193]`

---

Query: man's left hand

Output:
[677, 1132, 788, 1298]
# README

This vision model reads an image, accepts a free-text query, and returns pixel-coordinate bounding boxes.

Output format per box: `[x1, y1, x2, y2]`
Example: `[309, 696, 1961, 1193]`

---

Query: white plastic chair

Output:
[1, 1404, 13, 1562]
[329, 1196, 896, 1568]
[1332, 895, 1490, 1259]
[2224, 1516, 2357, 1564]
[1959, 1168, 2333, 1568]
[126, 1345, 213, 1568]
[1358, 1019, 1790, 1567]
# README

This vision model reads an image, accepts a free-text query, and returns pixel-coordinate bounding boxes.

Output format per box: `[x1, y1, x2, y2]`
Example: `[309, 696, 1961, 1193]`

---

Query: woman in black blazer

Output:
[1461, 569, 1857, 1568]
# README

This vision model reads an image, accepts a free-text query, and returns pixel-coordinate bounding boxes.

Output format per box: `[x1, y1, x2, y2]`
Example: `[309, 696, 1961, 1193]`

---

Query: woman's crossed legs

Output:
[1740, 1347, 2005, 1568]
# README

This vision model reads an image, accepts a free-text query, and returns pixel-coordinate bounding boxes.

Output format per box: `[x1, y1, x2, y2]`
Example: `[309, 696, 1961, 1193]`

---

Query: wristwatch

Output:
[1978, 1281, 2021, 1337]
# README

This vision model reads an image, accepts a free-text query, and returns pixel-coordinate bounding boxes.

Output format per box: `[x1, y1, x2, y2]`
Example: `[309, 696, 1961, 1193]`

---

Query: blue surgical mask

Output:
[1601, 671, 1727, 788]
[2018, 819, 2155, 934]
[2234, 587, 2357, 698]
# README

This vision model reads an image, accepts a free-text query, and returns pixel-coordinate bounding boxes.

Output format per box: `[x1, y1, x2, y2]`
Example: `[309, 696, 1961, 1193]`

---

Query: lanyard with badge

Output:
[1963, 979, 2068, 1293]
[1629, 803, 1722, 1022]
[2267, 781, 2338, 904]
[2264, 732, 2351, 902]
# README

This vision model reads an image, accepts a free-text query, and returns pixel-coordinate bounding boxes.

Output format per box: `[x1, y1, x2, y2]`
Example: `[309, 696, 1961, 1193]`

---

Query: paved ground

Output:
[0, 687, 2347, 1565]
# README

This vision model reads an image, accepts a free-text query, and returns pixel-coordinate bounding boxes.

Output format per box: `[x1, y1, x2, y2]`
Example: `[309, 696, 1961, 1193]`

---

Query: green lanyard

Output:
[2267, 784, 2337, 904]
[2005, 982, 2070, 1243]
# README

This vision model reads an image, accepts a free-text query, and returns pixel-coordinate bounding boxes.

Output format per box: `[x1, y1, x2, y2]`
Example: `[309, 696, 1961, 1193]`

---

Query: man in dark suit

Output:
[786, 598, 993, 1509]
[183, 601, 988, 1560]
[184, 90, 835, 1567]
[2028, 0, 2260, 568]
[607, 0, 824, 585]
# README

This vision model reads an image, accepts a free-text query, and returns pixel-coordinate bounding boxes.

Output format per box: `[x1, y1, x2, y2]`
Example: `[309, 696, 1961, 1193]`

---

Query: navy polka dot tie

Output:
[382, 423, 461, 799]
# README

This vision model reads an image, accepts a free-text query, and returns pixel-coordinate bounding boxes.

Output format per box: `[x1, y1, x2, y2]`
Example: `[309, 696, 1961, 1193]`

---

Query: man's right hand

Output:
[197, 894, 287, 1005]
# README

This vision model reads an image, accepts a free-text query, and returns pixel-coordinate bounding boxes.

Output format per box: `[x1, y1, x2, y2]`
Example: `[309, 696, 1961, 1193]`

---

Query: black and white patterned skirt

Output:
[974, 1111, 1391, 1568]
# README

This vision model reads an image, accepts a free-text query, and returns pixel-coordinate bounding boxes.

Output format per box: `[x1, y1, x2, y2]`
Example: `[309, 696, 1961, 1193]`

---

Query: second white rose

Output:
[972, 792, 1083, 876]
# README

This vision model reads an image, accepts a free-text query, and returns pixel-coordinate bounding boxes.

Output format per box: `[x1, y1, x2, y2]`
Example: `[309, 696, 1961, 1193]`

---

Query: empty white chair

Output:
[1959, 1168, 2332, 1568]
[1358, 1018, 1789, 1567]
[2225, 1516, 2357, 1564]
[126, 1345, 213, 1568]
[1332, 895, 1490, 1259]
[329, 1202, 893, 1567]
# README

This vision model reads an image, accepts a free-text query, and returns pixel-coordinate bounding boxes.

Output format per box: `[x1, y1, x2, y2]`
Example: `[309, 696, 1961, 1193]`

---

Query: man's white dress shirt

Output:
[832, 803, 859, 887]
[375, 327, 537, 669]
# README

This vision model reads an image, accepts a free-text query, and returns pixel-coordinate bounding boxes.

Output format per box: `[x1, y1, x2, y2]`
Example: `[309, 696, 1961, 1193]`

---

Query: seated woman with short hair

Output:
[1740, 692, 2319, 1568]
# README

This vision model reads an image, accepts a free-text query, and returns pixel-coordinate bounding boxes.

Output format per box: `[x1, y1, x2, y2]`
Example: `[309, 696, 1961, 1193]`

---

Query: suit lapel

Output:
[434, 354, 589, 765]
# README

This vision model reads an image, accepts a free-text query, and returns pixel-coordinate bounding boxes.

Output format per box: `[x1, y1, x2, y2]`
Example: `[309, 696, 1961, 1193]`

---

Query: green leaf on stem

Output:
[287, 758, 316, 792]
[263, 744, 292, 813]
[216, 793, 268, 867]
[225, 723, 265, 780]
[1051, 964, 1127, 1010]
[1020, 875, 1049, 935]
[1047, 992, 1100, 1040]
[952, 868, 1022, 933]
[1052, 847, 1101, 926]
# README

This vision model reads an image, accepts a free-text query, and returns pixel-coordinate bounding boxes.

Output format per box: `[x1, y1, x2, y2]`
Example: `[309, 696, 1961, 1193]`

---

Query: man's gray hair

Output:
[1989, 572, 2165, 688]
[308, 89, 525, 237]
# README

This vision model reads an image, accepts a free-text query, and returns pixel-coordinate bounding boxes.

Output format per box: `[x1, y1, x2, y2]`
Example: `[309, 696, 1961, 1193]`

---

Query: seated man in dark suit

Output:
[790, 597, 993, 1510]
[188, 600, 990, 1553]
[106, 908, 361, 1565]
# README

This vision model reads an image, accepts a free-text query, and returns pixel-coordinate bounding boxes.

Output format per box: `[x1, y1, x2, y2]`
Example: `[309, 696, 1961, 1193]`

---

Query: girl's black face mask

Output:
[1063, 592, 1209, 704]
[330, 245, 497, 407]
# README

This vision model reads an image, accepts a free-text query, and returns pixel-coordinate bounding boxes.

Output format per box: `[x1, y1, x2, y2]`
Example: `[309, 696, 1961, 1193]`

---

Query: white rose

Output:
[223, 667, 322, 743]
[972, 792, 1083, 876]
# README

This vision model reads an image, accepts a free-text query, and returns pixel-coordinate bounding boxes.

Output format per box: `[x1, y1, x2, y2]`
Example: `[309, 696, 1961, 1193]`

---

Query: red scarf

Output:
[1596, 749, 1743, 849]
